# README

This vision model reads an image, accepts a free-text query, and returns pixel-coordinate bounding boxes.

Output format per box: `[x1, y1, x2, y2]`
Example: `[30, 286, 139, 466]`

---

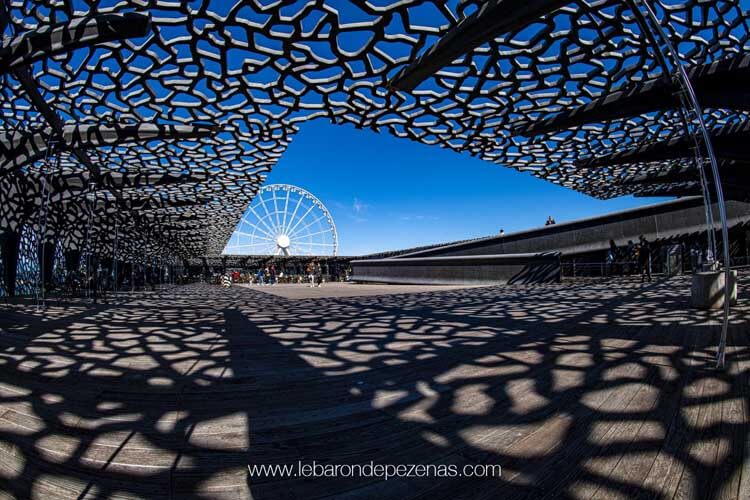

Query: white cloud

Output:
[332, 197, 370, 223]
[353, 197, 369, 215]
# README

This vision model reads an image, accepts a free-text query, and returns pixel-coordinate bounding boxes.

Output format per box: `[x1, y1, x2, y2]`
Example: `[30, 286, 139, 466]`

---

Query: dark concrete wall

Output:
[1, 230, 21, 297]
[395, 198, 750, 259]
[351, 253, 561, 285]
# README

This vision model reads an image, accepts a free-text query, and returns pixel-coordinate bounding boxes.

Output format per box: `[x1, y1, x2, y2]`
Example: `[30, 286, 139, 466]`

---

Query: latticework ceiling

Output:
[2, 0, 749, 256]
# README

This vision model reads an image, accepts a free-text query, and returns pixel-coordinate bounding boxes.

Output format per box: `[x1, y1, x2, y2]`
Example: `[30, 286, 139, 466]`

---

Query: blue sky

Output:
[258, 120, 669, 256]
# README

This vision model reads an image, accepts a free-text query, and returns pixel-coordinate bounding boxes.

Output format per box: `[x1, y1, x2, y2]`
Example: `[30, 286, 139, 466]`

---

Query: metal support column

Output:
[631, 0, 732, 368]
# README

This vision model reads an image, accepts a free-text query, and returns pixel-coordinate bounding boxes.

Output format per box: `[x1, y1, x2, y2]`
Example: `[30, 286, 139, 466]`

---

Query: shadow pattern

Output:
[0, 275, 747, 499]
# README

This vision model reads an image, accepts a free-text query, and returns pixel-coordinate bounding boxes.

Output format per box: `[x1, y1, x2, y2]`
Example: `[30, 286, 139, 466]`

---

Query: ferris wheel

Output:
[223, 184, 338, 256]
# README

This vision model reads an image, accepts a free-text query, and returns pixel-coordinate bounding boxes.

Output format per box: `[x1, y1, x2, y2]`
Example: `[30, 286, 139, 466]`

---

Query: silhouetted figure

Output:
[100, 272, 109, 304]
[625, 240, 635, 275]
[314, 261, 323, 287]
[499, 229, 505, 237]
[638, 235, 652, 283]
[606, 239, 616, 276]
[545, 216, 556, 226]
[88, 273, 98, 304]
[690, 242, 703, 271]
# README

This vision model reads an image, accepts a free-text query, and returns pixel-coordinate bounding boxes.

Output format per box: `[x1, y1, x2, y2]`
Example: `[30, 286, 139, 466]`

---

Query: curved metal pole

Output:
[113, 219, 119, 295]
[624, 0, 717, 262]
[34, 141, 56, 311]
[632, 0, 732, 369]
[83, 184, 96, 301]
[130, 240, 135, 296]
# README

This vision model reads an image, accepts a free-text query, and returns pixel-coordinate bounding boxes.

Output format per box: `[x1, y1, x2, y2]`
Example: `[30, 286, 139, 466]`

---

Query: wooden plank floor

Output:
[0, 275, 747, 499]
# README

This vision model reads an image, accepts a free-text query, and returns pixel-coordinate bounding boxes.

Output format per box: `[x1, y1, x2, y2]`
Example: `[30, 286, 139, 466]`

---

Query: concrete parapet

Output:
[690, 270, 738, 309]
[350, 253, 561, 286]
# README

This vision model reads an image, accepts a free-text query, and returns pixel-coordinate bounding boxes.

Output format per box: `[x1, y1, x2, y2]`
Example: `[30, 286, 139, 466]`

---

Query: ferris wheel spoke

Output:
[284, 193, 305, 235]
[290, 226, 332, 241]
[288, 213, 327, 240]
[247, 205, 278, 237]
[247, 208, 277, 238]
[280, 188, 291, 233]
[291, 241, 335, 248]
[263, 207, 283, 236]
[281, 196, 302, 234]
[236, 231, 275, 242]
[227, 243, 263, 249]
[242, 221, 279, 251]
[271, 189, 282, 230]
[257, 192, 281, 234]
[286, 203, 316, 236]
[251, 203, 277, 236]
[241, 220, 275, 241]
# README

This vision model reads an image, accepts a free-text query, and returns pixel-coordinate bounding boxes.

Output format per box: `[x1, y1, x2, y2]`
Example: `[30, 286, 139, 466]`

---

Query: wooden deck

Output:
[0, 275, 748, 499]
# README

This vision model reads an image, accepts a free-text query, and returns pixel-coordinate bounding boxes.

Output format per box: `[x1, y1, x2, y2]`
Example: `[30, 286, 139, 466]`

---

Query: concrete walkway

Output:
[239, 282, 483, 300]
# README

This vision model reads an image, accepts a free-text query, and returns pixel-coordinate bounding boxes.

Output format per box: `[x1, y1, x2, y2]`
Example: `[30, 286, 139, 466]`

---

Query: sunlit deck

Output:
[0, 276, 748, 499]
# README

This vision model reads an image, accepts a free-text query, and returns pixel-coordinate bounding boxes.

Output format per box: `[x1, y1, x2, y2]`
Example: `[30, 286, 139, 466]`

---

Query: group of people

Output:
[305, 261, 324, 288]
[256, 263, 278, 285]
[64, 268, 120, 304]
[250, 261, 325, 287]
[606, 235, 652, 282]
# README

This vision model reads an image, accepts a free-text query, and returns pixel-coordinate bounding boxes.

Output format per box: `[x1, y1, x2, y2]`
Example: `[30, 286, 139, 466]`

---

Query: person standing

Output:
[638, 235, 652, 283]
[625, 240, 635, 275]
[269, 263, 277, 285]
[256, 267, 265, 285]
[690, 241, 703, 272]
[607, 239, 620, 276]
[89, 271, 98, 304]
[306, 262, 314, 287]
[314, 261, 323, 288]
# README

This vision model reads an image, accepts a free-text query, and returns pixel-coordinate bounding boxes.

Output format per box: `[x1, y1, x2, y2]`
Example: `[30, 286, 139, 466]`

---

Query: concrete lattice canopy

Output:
[2, 0, 749, 257]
